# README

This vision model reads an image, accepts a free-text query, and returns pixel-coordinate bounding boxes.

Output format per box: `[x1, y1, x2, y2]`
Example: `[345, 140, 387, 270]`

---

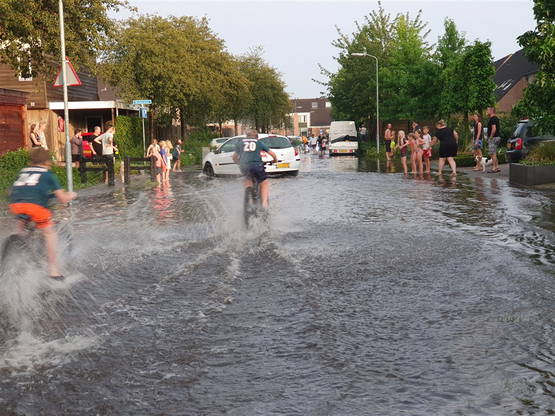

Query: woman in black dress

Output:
[432, 120, 458, 175]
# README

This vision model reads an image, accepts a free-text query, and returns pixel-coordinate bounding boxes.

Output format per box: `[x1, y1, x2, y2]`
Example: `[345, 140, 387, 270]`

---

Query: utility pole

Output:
[58, 0, 73, 191]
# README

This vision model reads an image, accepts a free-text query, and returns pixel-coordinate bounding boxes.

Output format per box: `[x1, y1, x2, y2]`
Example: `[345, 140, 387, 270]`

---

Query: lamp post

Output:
[350, 52, 379, 155]
[58, 0, 73, 192]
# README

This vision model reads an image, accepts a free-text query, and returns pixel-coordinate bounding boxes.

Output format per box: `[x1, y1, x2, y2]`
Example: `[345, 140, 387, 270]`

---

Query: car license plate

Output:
[339, 149, 349, 153]
[277, 163, 290, 168]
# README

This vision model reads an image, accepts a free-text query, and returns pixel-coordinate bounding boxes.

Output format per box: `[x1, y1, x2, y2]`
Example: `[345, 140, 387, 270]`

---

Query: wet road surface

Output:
[0, 154, 554, 415]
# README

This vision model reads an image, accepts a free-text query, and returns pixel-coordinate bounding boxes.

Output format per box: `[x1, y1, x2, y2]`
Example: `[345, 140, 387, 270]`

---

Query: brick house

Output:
[494, 49, 539, 114]
[288, 97, 332, 136]
[0, 63, 137, 159]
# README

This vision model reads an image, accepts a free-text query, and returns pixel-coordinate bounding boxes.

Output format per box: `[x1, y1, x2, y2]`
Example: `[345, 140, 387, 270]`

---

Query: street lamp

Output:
[350, 52, 379, 155]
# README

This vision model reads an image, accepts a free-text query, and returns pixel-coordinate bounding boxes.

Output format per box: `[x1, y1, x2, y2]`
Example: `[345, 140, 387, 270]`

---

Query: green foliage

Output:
[0, 0, 129, 77]
[0, 149, 29, 197]
[522, 141, 555, 165]
[515, 0, 555, 134]
[498, 113, 520, 139]
[237, 48, 290, 132]
[115, 116, 144, 157]
[181, 129, 219, 166]
[324, 3, 439, 124]
[453, 153, 476, 167]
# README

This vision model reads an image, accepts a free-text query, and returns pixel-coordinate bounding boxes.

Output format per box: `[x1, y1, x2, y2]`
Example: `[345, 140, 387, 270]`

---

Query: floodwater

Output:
[0, 154, 554, 415]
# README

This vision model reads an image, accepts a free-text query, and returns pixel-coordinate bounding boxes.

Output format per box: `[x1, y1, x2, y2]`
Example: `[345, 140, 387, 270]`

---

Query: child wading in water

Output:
[421, 126, 432, 174]
[408, 133, 419, 174]
[397, 130, 409, 175]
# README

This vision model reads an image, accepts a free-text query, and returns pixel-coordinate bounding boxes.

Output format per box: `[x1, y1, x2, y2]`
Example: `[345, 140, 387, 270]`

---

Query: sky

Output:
[116, 0, 537, 99]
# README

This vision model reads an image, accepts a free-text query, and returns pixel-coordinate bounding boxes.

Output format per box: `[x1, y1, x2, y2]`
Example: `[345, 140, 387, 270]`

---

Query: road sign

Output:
[53, 58, 81, 87]
[140, 108, 148, 119]
[133, 99, 152, 105]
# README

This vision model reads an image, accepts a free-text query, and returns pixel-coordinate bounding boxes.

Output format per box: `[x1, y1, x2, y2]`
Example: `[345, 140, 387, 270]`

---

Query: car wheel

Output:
[204, 163, 215, 177]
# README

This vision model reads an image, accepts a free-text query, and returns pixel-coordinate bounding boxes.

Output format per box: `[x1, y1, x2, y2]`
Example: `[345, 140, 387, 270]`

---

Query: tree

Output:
[514, 0, 555, 134]
[100, 15, 245, 138]
[0, 0, 129, 77]
[436, 19, 467, 118]
[238, 49, 290, 132]
[322, 3, 439, 132]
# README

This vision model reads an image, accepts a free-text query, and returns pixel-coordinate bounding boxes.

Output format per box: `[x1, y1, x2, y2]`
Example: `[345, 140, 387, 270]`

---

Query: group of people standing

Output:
[384, 121, 445, 176]
[383, 107, 502, 176]
[146, 138, 184, 185]
[29, 121, 49, 150]
[302, 134, 328, 155]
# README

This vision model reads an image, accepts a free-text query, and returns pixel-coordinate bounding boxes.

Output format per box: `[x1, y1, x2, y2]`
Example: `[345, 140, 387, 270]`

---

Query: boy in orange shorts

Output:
[9, 148, 76, 280]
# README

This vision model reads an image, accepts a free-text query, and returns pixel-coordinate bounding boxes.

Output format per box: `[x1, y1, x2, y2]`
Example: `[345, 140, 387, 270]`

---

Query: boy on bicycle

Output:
[232, 129, 277, 209]
[9, 148, 76, 280]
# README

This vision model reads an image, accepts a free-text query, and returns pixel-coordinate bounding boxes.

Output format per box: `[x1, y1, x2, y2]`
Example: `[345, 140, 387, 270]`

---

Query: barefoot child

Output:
[421, 126, 432, 174]
[8, 148, 77, 279]
[397, 130, 409, 175]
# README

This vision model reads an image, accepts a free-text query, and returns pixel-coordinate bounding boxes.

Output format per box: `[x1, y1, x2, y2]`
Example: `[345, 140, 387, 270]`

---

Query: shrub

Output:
[115, 115, 144, 158]
[0, 149, 29, 197]
[521, 141, 555, 166]
[182, 129, 219, 166]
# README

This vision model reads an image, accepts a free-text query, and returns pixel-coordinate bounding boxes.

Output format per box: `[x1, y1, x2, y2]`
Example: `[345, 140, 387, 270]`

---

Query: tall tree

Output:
[0, 0, 129, 76]
[238, 49, 290, 132]
[514, 0, 555, 134]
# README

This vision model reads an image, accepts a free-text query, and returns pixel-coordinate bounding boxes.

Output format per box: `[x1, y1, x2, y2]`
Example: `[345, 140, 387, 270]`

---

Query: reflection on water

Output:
[0, 155, 554, 415]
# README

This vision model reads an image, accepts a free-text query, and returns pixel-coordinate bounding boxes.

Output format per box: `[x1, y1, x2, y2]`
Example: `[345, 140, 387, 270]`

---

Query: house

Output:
[288, 97, 332, 136]
[494, 49, 539, 114]
[0, 88, 29, 155]
[0, 63, 137, 159]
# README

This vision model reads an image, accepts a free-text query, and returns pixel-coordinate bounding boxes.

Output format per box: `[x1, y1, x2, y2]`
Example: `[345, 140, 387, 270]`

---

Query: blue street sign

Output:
[140, 108, 148, 119]
[133, 99, 152, 105]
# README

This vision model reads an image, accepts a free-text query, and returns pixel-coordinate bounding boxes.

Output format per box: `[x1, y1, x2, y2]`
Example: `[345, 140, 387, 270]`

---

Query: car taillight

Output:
[515, 138, 523, 150]
[294, 147, 299, 156]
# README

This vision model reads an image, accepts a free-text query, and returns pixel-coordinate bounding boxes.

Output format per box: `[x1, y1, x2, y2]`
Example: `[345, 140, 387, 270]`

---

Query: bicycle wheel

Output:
[243, 186, 257, 228]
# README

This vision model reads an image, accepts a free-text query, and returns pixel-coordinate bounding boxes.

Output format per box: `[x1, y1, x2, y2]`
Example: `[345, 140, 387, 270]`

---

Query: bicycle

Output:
[243, 161, 274, 228]
[0, 215, 44, 278]
[0, 213, 73, 280]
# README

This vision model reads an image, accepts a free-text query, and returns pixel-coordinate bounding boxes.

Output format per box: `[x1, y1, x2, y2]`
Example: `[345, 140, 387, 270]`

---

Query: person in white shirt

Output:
[93, 125, 118, 185]
[421, 126, 432, 174]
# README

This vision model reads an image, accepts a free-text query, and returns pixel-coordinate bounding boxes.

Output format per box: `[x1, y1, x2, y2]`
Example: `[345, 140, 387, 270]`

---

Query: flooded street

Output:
[1, 154, 555, 415]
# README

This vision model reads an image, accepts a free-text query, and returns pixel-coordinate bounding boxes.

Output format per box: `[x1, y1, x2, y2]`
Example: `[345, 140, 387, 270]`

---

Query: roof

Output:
[290, 97, 332, 127]
[494, 49, 539, 101]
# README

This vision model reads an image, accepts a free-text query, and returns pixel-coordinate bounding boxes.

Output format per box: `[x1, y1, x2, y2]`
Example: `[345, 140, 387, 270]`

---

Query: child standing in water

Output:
[421, 126, 432, 174]
[414, 130, 424, 175]
[408, 133, 418, 174]
[397, 130, 409, 175]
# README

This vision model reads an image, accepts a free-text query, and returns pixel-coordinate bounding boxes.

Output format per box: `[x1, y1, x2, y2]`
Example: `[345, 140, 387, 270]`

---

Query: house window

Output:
[311, 102, 318, 109]
[18, 74, 33, 81]
[325, 101, 331, 108]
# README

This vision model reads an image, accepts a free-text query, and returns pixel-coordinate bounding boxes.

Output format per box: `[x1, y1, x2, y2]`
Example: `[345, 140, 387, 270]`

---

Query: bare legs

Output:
[245, 178, 270, 209]
[438, 157, 457, 175]
[42, 225, 61, 277]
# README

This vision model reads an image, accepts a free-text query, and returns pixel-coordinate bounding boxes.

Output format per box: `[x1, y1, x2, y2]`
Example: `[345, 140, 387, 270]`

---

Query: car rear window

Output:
[261, 137, 291, 149]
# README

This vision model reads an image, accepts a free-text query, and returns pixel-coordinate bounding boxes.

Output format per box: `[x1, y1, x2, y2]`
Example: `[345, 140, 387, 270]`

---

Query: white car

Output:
[210, 137, 230, 150]
[202, 134, 300, 177]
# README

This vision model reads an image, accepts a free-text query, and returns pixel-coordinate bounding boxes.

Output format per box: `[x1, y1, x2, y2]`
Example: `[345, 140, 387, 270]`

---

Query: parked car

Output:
[210, 137, 230, 151]
[506, 119, 555, 162]
[202, 134, 300, 177]
[81, 132, 97, 159]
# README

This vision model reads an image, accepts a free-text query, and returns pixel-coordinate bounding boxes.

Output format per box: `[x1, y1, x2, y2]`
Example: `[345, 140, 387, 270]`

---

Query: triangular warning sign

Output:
[53, 58, 82, 87]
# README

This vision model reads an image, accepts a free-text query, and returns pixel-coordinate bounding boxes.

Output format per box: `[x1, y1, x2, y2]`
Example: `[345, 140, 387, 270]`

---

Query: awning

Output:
[48, 100, 138, 111]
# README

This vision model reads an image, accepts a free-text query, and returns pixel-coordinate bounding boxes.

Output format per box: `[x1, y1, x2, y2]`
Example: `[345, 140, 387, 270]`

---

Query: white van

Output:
[329, 121, 358, 156]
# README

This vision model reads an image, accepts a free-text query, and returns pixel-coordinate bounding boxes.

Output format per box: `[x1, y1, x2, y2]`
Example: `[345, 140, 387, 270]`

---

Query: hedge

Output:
[115, 115, 144, 158]
[0, 149, 102, 199]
